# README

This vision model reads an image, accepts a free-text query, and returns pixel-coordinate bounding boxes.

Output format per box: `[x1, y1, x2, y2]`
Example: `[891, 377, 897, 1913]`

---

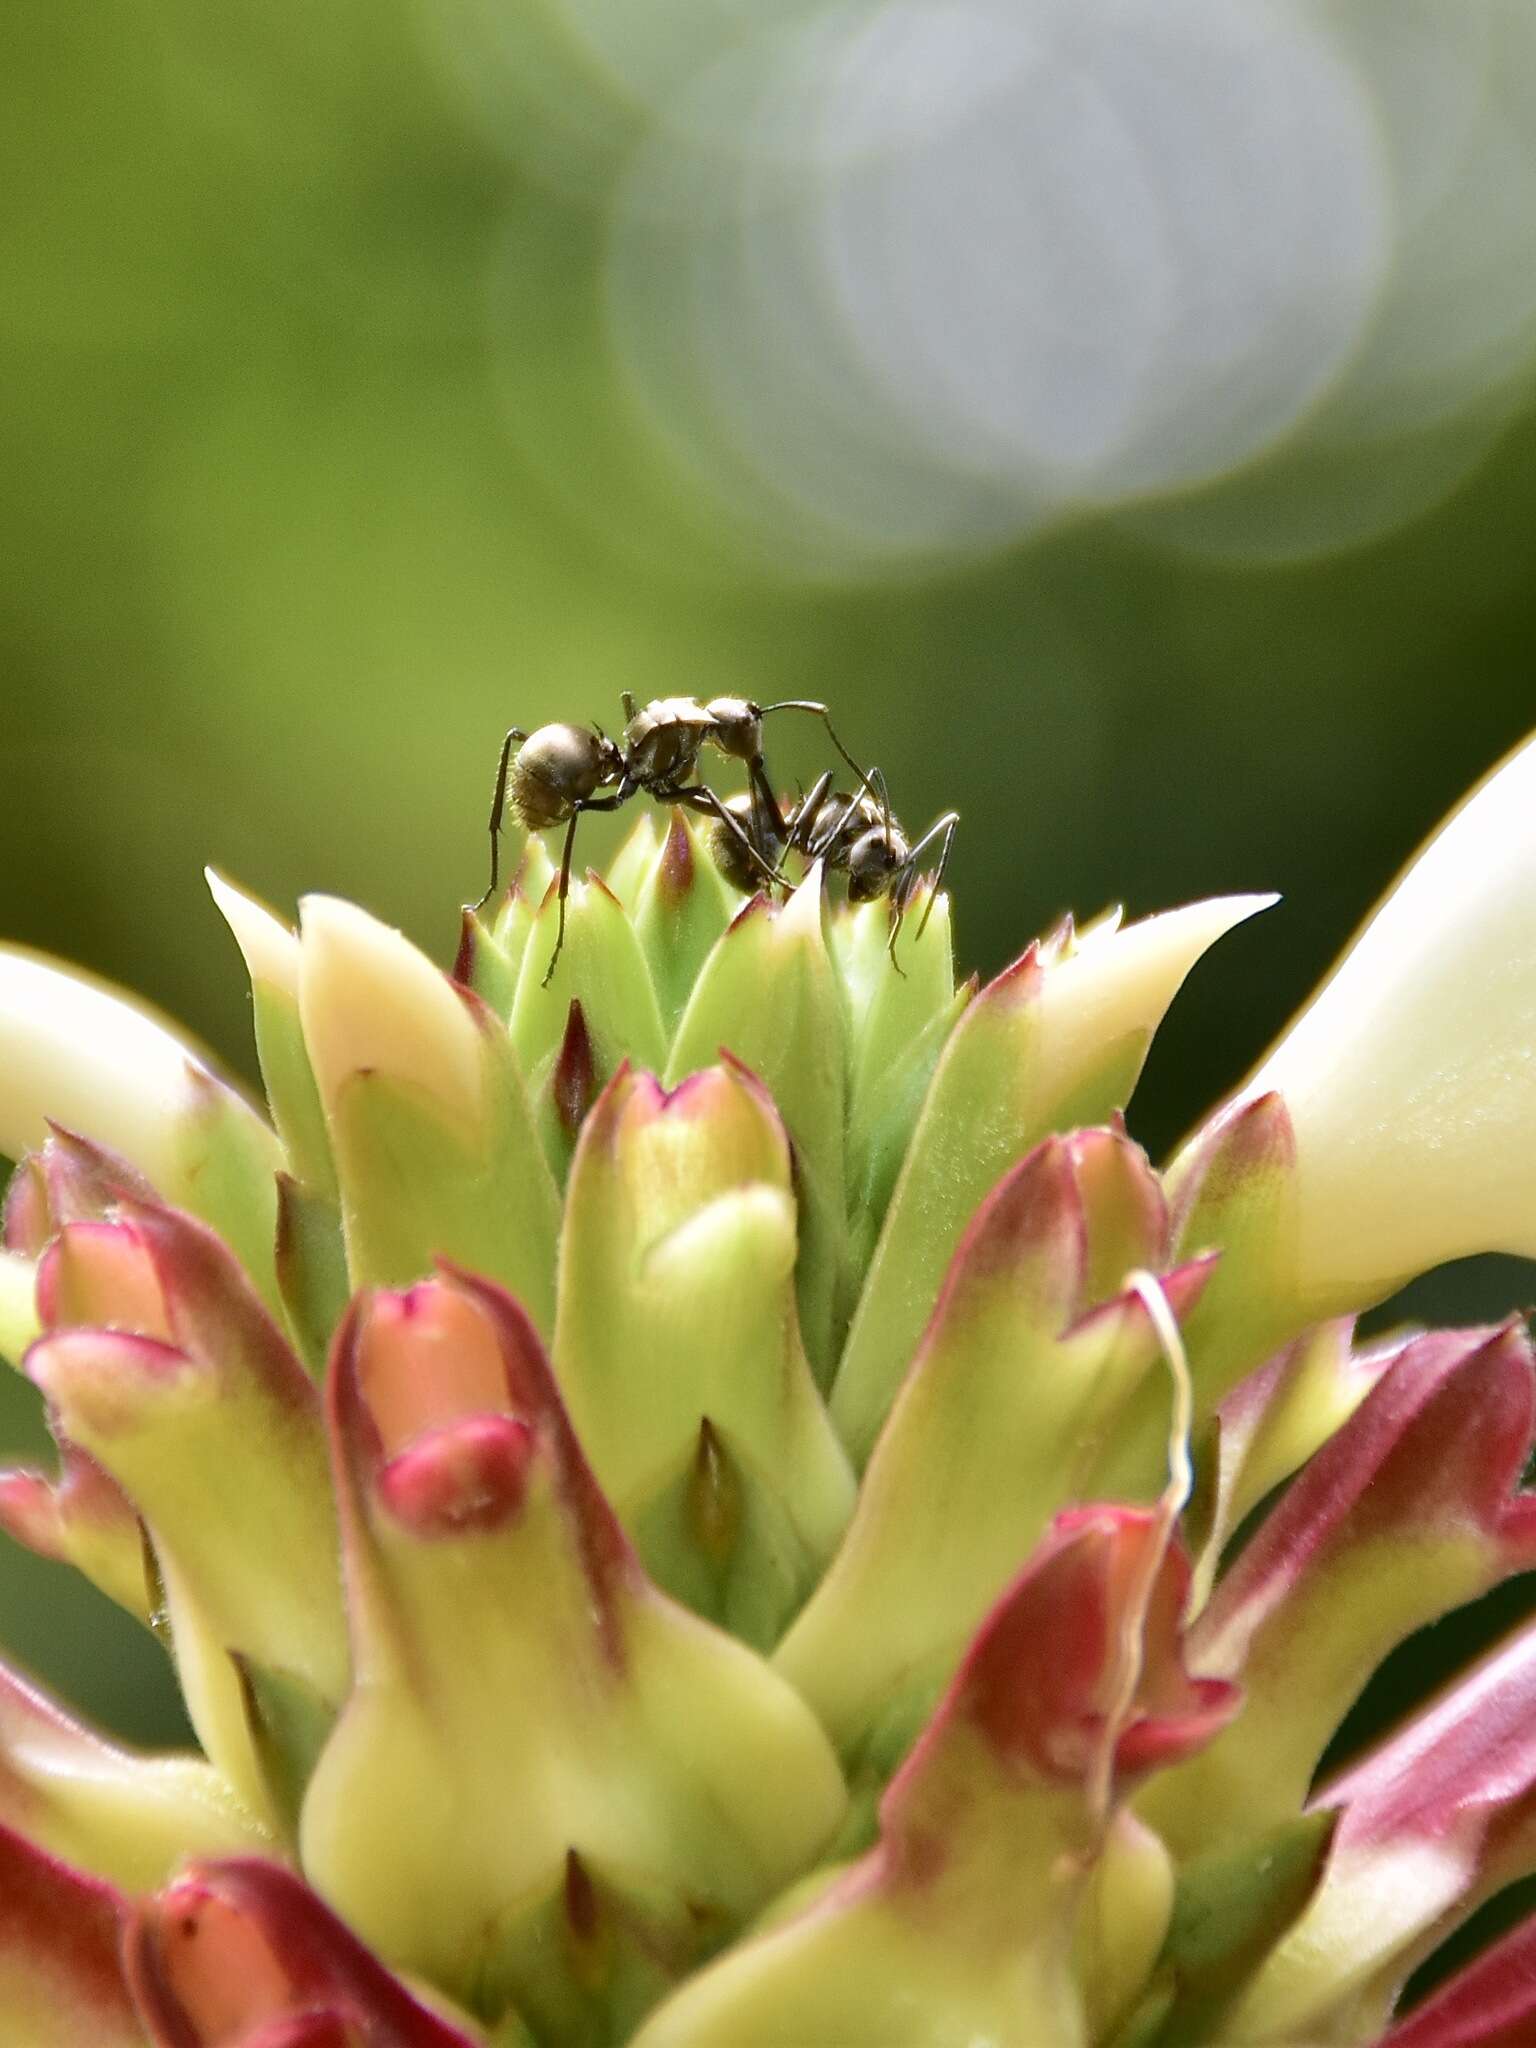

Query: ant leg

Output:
[795, 771, 839, 859]
[472, 728, 527, 912]
[621, 691, 639, 724]
[913, 812, 958, 938]
[747, 757, 789, 847]
[887, 921, 909, 976]
[542, 808, 582, 987]
[538, 793, 628, 988]
[669, 784, 784, 889]
[866, 764, 893, 838]
[761, 701, 876, 798]
[744, 765, 788, 888]
[892, 811, 959, 951]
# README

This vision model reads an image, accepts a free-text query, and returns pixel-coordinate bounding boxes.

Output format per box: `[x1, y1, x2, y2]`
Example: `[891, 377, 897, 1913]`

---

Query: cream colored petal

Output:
[0, 946, 275, 1192]
[206, 868, 300, 998]
[1246, 728, 1536, 1300]
[297, 895, 483, 1129]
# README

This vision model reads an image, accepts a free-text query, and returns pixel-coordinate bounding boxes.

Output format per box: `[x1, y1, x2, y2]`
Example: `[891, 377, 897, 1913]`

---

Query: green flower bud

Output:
[555, 1060, 854, 1646]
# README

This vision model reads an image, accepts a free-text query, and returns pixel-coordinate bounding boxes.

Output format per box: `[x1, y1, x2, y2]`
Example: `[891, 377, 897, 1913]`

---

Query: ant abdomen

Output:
[709, 792, 785, 896]
[507, 724, 622, 831]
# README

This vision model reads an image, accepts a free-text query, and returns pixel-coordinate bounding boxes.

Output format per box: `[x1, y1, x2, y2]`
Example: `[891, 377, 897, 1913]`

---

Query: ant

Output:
[472, 694, 870, 984]
[709, 768, 958, 970]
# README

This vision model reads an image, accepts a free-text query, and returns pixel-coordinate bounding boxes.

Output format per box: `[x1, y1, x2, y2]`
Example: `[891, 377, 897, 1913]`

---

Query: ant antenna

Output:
[760, 701, 878, 801]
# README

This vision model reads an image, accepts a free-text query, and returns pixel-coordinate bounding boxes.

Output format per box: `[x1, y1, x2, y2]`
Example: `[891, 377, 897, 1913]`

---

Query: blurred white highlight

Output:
[556, 0, 1536, 570]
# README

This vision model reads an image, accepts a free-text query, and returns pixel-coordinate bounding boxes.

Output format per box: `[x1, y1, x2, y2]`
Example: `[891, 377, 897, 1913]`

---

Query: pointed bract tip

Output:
[689, 1416, 741, 1564]
[450, 908, 478, 990]
[978, 939, 1044, 1007]
[725, 889, 771, 934]
[657, 808, 696, 902]
[1064, 1251, 1219, 1347]
[921, 1133, 1087, 1328]
[207, 870, 300, 998]
[552, 1000, 598, 1139]
[1199, 1321, 1536, 1668]
[25, 1125, 159, 1244]
[564, 1847, 601, 1944]
[1170, 1088, 1297, 1237]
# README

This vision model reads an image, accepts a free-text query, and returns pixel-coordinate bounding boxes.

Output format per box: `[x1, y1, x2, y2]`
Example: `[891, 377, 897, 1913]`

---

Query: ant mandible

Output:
[472, 694, 871, 984]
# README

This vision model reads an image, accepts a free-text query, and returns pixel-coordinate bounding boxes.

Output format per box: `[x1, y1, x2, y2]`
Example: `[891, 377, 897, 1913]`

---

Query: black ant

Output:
[709, 768, 958, 970]
[472, 695, 870, 984]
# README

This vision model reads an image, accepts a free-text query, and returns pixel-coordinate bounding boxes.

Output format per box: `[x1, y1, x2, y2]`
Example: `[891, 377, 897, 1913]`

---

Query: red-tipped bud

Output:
[376, 1416, 535, 1537]
[899, 1507, 1237, 1803]
[37, 1218, 171, 1335]
[3, 1125, 159, 1257]
[126, 1859, 482, 2047]
[333, 1266, 629, 1610]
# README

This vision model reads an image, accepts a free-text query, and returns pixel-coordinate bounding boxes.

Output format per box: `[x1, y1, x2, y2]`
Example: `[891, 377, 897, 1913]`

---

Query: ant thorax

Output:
[622, 698, 715, 787]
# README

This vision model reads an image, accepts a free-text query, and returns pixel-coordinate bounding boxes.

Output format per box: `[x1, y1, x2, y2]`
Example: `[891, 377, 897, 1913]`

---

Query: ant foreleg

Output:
[885, 810, 959, 969]
[473, 727, 527, 912]
[539, 794, 626, 987]
[543, 809, 582, 987]
[905, 811, 959, 939]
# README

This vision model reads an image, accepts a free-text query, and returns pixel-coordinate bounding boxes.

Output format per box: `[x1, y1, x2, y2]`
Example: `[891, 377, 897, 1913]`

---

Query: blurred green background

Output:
[3, 0, 1536, 1882]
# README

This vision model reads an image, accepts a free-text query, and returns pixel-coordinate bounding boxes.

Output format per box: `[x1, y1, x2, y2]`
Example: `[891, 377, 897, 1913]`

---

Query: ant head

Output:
[845, 824, 909, 902]
[703, 696, 764, 762]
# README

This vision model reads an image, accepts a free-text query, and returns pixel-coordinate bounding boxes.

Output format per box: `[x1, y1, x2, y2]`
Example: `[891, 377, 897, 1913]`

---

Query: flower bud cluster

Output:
[0, 733, 1533, 2045]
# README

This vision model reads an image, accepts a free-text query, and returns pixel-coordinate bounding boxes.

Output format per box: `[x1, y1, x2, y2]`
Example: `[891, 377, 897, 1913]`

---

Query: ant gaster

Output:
[473, 694, 869, 984]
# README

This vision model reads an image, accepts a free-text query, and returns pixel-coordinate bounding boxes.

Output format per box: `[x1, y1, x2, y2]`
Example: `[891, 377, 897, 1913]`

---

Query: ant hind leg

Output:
[473, 727, 527, 912]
